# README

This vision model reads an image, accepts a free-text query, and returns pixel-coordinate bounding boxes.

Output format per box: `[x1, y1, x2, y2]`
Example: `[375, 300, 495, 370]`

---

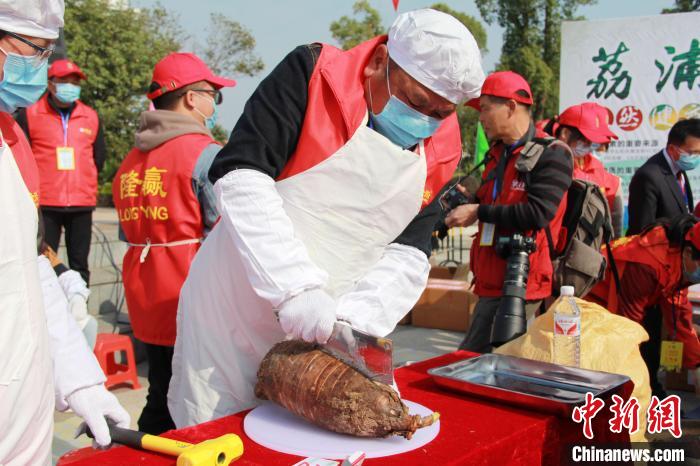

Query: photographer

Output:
[445, 71, 573, 352]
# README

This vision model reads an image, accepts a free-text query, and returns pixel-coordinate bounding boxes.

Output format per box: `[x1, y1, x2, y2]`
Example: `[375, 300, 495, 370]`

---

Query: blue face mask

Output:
[0, 48, 48, 113]
[194, 94, 217, 130]
[368, 63, 441, 149]
[677, 152, 700, 171]
[54, 82, 81, 104]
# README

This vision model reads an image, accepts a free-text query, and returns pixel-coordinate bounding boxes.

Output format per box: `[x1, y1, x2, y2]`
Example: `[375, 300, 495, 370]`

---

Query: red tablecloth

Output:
[57, 351, 631, 466]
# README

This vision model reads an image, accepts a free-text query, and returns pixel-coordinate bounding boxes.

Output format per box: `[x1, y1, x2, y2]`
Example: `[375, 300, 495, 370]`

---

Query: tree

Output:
[330, 0, 384, 50]
[64, 0, 182, 197]
[64, 1, 264, 198]
[476, 0, 597, 120]
[199, 13, 264, 77]
[329, 1, 488, 165]
[662, 0, 700, 12]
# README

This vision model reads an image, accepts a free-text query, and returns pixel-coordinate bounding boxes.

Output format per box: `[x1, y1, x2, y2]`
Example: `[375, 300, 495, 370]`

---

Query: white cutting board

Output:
[243, 400, 440, 459]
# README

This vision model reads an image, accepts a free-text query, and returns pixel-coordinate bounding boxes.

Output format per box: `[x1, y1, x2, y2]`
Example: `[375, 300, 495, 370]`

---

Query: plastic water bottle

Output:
[553, 286, 581, 367]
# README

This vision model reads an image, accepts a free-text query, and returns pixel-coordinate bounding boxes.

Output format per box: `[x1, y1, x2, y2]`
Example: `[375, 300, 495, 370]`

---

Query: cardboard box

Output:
[428, 266, 456, 280]
[664, 368, 696, 392]
[411, 278, 476, 332]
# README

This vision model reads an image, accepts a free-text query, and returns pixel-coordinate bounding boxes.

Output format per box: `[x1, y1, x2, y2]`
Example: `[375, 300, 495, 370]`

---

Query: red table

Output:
[58, 351, 631, 466]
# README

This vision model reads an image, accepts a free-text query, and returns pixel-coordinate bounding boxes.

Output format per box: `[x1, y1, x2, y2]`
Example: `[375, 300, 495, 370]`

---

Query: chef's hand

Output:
[278, 289, 337, 344]
[445, 203, 479, 228]
[68, 384, 130, 448]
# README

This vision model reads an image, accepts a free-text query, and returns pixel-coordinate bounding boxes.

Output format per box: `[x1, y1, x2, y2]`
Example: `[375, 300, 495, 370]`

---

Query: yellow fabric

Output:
[495, 298, 651, 442]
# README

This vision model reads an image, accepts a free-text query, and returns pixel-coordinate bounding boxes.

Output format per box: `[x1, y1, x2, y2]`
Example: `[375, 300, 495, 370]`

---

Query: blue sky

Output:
[133, 0, 673, 129]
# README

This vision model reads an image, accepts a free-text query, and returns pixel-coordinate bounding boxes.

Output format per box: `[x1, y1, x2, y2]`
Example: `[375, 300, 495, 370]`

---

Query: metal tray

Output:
[428, 354, 631, 417]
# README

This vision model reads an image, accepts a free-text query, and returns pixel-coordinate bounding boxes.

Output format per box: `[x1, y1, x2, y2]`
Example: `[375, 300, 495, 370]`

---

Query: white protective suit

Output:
[0, 135, 55, 466]
[169, 117, 431, 427]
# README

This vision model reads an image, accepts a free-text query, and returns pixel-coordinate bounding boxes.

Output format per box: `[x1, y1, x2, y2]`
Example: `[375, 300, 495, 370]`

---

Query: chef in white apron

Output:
[169, 9, 485, 427]
[0, 2, 129, 463]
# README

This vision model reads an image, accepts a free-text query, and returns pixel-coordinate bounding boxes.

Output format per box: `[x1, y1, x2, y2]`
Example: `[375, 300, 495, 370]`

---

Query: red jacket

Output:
[113, 132, 215, 346]
[574, 154, 620, 210]
[471, 136, 568, 300]
[588, 227, 700, 368]
[278, 36, 462, 208]
[0, 112, 39, 206]
[26, 94, 99, 207]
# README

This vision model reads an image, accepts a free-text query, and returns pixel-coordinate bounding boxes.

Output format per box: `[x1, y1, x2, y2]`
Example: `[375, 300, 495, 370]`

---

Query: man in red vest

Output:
[445, 71, 574, 353]
[556, 102, 624, 238]
[587, 214, 700, 378]
[16, 58, 105, 284]
[169, 8, 485, 427]
[113, 52, 234, 434]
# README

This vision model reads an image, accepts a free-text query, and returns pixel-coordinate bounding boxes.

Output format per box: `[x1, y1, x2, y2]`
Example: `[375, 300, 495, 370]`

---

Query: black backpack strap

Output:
[605, 239, 622, 295]
[544, 225, 556, 259]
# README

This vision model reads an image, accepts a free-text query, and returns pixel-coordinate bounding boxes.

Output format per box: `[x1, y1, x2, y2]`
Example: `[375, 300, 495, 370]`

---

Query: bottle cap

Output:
[560, 286, 575, 296]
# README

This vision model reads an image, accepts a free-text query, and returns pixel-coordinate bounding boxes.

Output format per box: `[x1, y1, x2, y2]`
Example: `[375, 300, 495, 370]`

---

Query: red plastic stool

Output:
[93, 333, 141, 390]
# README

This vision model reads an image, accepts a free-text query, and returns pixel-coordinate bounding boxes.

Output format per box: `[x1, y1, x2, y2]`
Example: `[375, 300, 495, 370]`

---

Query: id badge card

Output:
[480, 222, 496, 246]
[660, 340, 683, 372]
[56, 147, 75, 170]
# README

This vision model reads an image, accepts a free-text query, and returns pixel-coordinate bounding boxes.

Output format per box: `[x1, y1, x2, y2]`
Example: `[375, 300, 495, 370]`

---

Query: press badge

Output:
[480, 222, 495, 246]
[56, 147, 75, 170]
[660, 340, 683, 372]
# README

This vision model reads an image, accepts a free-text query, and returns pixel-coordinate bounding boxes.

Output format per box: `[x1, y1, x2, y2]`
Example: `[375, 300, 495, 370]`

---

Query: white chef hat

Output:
[0, 0, 64, 40]
[387, 8, 484, 104]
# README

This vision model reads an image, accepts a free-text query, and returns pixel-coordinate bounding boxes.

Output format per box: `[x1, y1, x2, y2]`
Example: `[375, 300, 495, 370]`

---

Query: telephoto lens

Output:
[490, 234, 536, 347]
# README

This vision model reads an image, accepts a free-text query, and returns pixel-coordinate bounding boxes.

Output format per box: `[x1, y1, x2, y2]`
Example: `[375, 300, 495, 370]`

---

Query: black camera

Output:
[439, 176, 481, 212]
[490, 234, 537, 347]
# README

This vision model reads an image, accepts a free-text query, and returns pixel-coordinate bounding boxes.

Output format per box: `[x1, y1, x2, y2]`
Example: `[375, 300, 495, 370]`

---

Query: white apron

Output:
[0, 135, 54, 466]
[169, 118, 426, 427]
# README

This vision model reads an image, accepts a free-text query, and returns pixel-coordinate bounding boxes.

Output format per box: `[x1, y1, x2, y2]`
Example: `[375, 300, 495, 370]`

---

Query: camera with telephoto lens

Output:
[490, 233, 537, 347]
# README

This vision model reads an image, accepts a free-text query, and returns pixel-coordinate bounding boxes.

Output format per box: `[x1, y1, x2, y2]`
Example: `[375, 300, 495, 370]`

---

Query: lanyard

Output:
[60, 112, 70, 146]
[491, 143, 517, 202]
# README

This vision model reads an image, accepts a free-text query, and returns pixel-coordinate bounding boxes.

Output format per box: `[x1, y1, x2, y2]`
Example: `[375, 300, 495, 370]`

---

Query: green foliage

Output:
[662, 0, 700, 12]
[210, 124, 229, 145]
[200, 13, 264, 77]
[476, 0, 597, 120]
[429, 3, 488, 52]
[64, 0, 181, 187]
[330, 0, 384, 50]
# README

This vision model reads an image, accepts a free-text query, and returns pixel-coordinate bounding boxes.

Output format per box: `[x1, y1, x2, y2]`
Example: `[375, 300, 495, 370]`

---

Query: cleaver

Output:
[320, 321, 394, 385]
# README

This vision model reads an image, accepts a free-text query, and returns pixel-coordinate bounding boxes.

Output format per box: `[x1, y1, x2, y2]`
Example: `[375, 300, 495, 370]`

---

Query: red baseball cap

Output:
[466, 71, 533, 110]
[587, 102, 618, 141]
[558, 103, 617, 144]
[48, 59, 86, 80]
[686, 222, 700, 251]
[146, 53, 236, 101]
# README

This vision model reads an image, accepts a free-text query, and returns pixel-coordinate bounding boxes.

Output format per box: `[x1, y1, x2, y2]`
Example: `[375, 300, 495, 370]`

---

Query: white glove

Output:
[278, 289, 337, 343]
[67, 384, 130, 447]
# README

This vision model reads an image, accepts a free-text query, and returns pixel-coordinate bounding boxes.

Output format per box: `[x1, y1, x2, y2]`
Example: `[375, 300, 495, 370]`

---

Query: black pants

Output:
[138, 343, 176, 435]
[640, 305, 666, 399]
[42, 208, 92, 284]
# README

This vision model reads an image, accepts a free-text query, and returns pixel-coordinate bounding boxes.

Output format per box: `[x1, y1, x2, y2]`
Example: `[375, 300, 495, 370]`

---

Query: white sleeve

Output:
[335, 243, 430, 337]
[214, 169, 328, 307]
[56, 269, 90, 300]
[37, 255, 105, 411]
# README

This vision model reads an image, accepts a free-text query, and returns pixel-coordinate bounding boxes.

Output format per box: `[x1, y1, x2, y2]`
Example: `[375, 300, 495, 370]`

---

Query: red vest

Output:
[26, 94, 99, 207]
[278, 36, 462, 207]
[573, 154, 620, 210]
[590, 227, 682, 313]
[1, 112, 40, 206]
[471, 136, 569, 300]
[113, 133, 216, 346]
